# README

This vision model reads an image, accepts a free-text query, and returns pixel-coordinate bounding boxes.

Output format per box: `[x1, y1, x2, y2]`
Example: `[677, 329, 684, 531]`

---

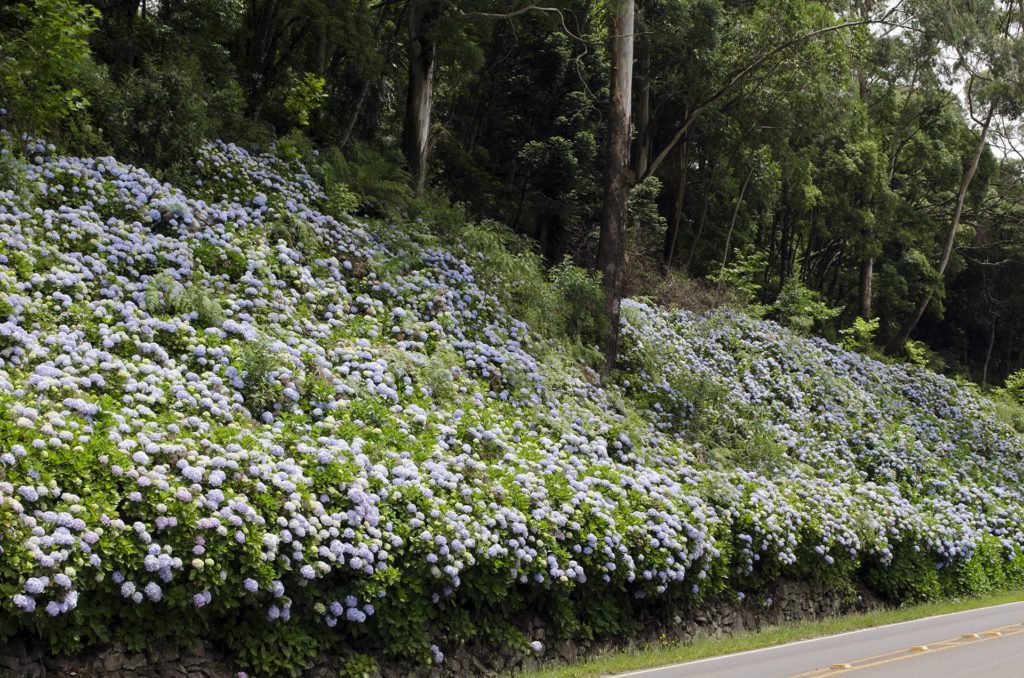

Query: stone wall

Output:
[1, 580, 880, 677]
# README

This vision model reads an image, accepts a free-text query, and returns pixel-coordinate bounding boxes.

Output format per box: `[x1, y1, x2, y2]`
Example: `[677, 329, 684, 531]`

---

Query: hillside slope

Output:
[0, 142, 1023, 674]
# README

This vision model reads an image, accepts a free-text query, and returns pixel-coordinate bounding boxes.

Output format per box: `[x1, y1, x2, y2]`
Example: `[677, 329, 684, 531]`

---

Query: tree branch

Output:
[643, 4, 911, 180]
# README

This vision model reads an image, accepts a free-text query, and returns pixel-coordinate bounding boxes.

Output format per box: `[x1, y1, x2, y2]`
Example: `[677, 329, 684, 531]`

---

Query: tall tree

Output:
[884, 97, 996, 353]
[885, 0, 1022, 353]
[402, 0, 442, 194]
[595, 0, 635, 373]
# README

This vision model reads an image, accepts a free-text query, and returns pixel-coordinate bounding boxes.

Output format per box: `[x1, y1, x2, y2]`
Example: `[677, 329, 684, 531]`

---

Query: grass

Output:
[520, 590, 1024, 678]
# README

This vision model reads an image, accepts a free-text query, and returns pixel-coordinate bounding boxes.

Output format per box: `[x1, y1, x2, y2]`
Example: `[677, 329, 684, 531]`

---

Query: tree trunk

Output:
[595, 0, 635, 375]
[720, 165, 755, 275]
[982, 312, 997, 386]
[686, 159, 719, 272]
[884, 101, 995, 355]
[633, 47, 652, 179]
[662, 137, 689, 269]
[340, 79, 371, 148]
[856, 3, 875, 322]
[858, 256, 874, 319]
[402, 1, 439, 195]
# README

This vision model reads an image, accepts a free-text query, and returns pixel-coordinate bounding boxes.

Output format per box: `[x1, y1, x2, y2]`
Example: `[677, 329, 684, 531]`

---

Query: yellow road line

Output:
[829, 627, 1024, 674]
[788, 622, 1024, 677]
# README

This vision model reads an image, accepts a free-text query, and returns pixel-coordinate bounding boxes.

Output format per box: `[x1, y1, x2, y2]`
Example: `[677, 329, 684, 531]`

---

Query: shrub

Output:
[987, 390, 1024, 433]
[319, 144, 413, 216]
[861, 541, 942, 603]
[840, 316, 880, 355]
[268, 214, 324, 255]
[766, 276, 842, 336]
[0, 0, 102, 144]
[546, 257, 606, 345]
[0, 144, 32, 200]
[4, 140, 1024, 678]
[456, 219, 553, 330]
[1004, 368, 1024, 402]
[284, 71, 327, 129]
[144, 272, 226, 329]
[904, 339, 932, 370]
[237, 338, 285, 416]
[710, 246, 766, 305]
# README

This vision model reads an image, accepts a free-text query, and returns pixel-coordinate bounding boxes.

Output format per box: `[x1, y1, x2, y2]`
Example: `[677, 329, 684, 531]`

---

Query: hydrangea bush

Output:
[0, 138, 1022, 675]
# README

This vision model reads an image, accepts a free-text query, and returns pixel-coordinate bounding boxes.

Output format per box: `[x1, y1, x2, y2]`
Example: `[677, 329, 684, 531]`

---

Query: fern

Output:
[144, 272, 225, 328]
[319, 144, 412, 215]
[268, 214, 323, 254]
[144, 272, 186, 314]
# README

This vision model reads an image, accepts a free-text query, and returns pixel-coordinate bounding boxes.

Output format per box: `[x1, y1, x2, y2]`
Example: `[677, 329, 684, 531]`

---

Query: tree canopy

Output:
[2, 0, 1024, 382]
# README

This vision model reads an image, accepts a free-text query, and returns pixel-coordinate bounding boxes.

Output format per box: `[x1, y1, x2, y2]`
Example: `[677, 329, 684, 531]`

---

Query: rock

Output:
[122, 653, 148, 671]
[102, 652, 124, 673]
[0, 655, 23, 673]
[556, 639, 579, 661]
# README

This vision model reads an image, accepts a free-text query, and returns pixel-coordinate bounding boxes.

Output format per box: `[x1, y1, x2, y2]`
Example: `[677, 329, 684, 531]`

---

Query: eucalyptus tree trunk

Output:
[595, 0, 635, 375]
[402, 1, 439, 195]
[856, 0, 875, 321]
[662, 135, 689, 270]
[858, 257, 874, 320]
[982, 312, 997, 386]
[686, 158, 719, 271]
[884, 101, 996, 355]
[720, 165, 755, 275]
[633, 46, 652, 179]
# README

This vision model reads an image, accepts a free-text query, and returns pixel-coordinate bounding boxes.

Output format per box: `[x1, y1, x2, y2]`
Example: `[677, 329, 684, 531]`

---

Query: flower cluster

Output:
[0, 138, 1021, 672]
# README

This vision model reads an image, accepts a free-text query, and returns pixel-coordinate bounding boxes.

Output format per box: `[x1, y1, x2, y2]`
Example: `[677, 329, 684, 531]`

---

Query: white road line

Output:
[612, 600, 1024, 677]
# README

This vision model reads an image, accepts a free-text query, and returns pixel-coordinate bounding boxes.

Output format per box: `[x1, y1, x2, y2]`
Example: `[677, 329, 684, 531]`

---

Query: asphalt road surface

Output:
[614, 600, 1024, 678]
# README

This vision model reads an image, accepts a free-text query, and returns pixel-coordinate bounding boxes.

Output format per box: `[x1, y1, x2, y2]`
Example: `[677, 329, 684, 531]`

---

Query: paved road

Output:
[615, 600, 1024, 678]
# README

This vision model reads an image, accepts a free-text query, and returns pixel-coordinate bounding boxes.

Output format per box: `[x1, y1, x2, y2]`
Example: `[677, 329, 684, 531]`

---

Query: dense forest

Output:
[3, 0, 1024, 382]
[3, 0, 1024, 384]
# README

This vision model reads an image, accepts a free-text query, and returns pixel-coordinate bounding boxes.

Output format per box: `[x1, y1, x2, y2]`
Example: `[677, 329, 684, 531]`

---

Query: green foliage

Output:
[325, 182, 360, 217]
[862, 541, 942, 603]
[710, 419, 790, 476]
[336, 652, 378, 678]
[989, 370, 1024, 432]
[226, 616, 319, 678]
[269, 131, 317, 167]
[904, 340, 931, 369]
[420, 347, 460, 402]
[840, 316, 880, 355]
[628, 176, 667, 239]
[710, 247, 766, 306]
[194, 241, 248, 280]
[0, 0, 101, 142]
[1004, 369, 1024, 402]
[986, 390, 1024, 433]
[269, 214, 324, 255]
[0, 145, 32, 200]
[237, 338, 285, 416]
[320, 145, 413, 216]
[546, 257, 606, 345]
[866, 537, 1024, 605]
[669, 371, 734, 445]
[144, 272, 226, 329]
[285, 71, 326, 128]
[94, 53, 254, 168]
[765, 277, 842, 336]
[459, 219, 551, 325]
